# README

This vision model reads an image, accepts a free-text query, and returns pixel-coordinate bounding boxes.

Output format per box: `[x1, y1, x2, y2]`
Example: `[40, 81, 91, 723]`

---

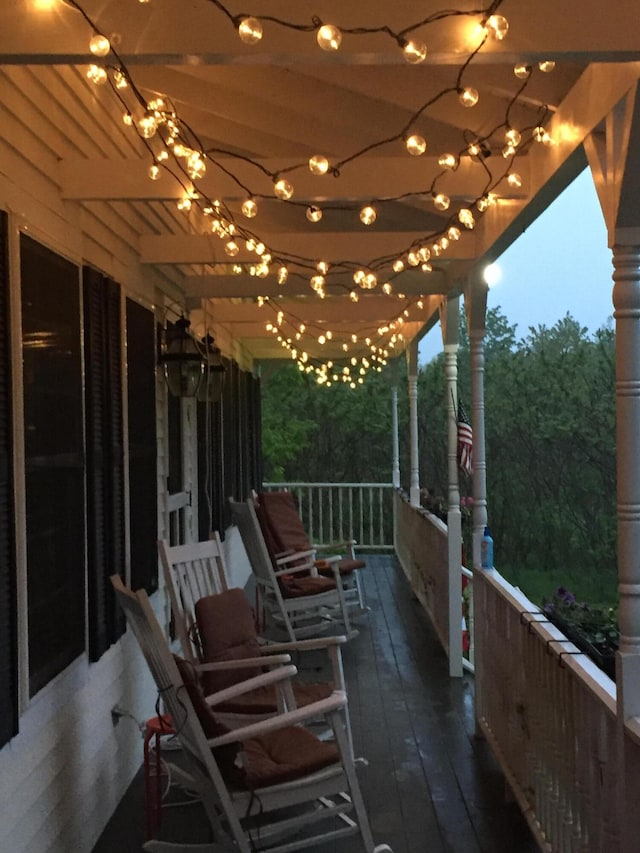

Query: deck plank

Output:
[92, 554, 538, 853]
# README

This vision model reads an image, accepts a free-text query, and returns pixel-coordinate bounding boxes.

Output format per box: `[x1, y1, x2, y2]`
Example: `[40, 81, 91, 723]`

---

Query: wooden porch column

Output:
[406, 340, 420, 507]
[586, 84, 640, 853]
[466, 273, 489, 568]
[391, 385, 400, 489]
[443, 295, 463, 677]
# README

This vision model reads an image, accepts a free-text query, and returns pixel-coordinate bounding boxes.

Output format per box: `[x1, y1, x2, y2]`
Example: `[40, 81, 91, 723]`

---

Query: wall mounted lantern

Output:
[159, 316, 205, 398]
[197, 334, 226, 404]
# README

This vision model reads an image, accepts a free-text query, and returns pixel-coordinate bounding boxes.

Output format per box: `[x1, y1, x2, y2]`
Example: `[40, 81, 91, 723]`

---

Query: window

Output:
[21, 235, 85, 695]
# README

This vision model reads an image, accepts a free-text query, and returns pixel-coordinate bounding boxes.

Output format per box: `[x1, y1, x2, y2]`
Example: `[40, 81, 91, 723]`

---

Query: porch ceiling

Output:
[3, 0, 640, 366]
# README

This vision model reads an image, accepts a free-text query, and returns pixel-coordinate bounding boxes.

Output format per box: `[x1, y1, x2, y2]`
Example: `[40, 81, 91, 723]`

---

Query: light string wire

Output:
[55, 0, 555, 381]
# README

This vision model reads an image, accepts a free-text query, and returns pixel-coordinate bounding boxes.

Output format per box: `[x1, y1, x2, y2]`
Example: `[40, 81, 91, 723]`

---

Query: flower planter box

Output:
[547, 613, 616, 682]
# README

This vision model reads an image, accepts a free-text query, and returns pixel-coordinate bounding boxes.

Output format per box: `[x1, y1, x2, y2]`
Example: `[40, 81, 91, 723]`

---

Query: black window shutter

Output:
[83, 268, 125, 661]
[126, 298, 158, 592]
[0, 211, 18, 746]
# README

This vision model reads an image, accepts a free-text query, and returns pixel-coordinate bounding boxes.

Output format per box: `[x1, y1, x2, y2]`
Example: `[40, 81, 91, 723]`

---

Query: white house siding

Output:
[0, 64, 187, 851]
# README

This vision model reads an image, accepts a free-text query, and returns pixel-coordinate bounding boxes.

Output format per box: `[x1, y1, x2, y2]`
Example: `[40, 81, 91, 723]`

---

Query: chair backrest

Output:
[256, 490, 312, 555]
[228, 497, 278, 591]
[158, 533, 229, 662]
[109, 575, 246, 845]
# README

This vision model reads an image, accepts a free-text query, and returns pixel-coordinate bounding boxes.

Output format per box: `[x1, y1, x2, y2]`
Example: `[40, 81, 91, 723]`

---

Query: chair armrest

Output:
[195, 654, 291, 672]
[274, 549, 316, 567]
[203, 665, 298, 708]
[207, 690, 347, 745]
[259, 636, 347, 653]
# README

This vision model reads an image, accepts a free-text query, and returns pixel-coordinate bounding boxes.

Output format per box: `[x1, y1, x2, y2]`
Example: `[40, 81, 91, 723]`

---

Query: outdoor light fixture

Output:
[197, 334, 226, 403]
[159, 316, 205, 398]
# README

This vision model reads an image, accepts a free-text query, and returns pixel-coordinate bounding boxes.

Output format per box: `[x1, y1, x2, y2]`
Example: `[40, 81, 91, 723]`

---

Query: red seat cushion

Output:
[316, 557, 366, 576]
[174, 655, 339, 790]
[195, 589, 333, 710]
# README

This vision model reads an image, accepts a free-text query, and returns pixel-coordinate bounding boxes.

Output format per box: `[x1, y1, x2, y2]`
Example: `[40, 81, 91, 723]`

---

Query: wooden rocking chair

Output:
[158, 537, 355, 756]
[110, 575, 392, 853]
[229, 497, 358, 642]
[254, 489, 369, 615]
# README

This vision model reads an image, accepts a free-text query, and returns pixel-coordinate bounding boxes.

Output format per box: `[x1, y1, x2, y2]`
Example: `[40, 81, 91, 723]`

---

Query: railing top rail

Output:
[479, 567, 617, 713]
[264, 482, 395, 488]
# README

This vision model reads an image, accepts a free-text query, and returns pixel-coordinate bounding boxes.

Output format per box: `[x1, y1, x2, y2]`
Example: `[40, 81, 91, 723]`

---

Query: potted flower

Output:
[542, 587, 618, 681]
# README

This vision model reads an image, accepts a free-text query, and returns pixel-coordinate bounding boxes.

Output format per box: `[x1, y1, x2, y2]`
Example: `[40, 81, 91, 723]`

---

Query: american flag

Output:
[457, 399, 473, 477]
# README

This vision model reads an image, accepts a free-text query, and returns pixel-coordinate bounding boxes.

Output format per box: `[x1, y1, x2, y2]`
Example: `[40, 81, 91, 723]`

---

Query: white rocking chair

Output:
[158, 536, 355, 756]
[229, 497, 358, 642]
[110, 575, 392, 853]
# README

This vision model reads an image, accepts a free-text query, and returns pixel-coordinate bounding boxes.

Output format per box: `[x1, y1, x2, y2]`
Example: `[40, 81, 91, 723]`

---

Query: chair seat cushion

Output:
[315, 557, 366, 576]
[241, 725, 340, 789]
[281, 574, 336, 598]
[175, 654, 339, 790]
[217, 679, 333, 715]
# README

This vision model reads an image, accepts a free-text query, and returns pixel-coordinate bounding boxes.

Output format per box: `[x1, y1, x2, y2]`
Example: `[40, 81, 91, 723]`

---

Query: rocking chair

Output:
[158, 536, 354, 755]
[110, 575, 392, 853]
[229, 497, 358, 642]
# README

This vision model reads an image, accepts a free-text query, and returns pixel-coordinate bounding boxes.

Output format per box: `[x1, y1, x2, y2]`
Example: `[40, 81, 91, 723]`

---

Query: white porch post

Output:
[585, 85, 640, 853]
[443, 295, 463, 677]
[612, 244, 640, 853]
[466, 275, 489, 569]
[391, 385, 400, 489]
[406, 340, 420, 507]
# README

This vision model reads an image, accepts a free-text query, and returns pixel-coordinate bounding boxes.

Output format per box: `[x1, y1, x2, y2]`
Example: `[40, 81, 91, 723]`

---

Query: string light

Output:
[52, 0, 559, 385]
[238, 17, 263, 44]
[317, 24, 342, 51]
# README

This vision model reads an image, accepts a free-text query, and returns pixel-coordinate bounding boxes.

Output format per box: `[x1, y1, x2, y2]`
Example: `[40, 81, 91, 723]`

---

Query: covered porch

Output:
[2, 2, 640, 852]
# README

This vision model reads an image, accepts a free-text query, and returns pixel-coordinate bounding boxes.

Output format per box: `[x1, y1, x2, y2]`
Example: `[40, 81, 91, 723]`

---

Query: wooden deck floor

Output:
[93, 554, 538, 853]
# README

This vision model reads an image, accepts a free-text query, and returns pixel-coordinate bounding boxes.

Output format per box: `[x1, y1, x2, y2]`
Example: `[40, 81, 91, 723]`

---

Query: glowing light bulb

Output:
[122, 113, 133, 126]
[458, 208, 475, 229]
[360, 205, 377, 226]
[187, 152, 206, 180]
[514, 64, 531, 79]
[317, 260, 329, 274]
[232, 264, 242, 275]
[362, 273, 377, 290]
[138, 114, 158, 138]
[238, 17, 263, 45]
[255, 242, 266, 256]
[421, 262, 433, 272]
[393, 259, 405, 273]
[468, 140, 482, 157]
[507, 172, 523, 188]
[459, 87, 479, 108]
[241, 198, 258, 219]
[87, 65, 108, 85]
[402, 39, 427, 64]
[538, 60, 556, 73]
[274, 179, 294, 200]
[277, 266, 289, 285]
[353, 270, 365, 285]
[438, 153, 457, 170]
[433, 193, 450, 211]
[311, 275, 325, 292]
[502, 144, 516, 158]
[306, 206, 323, 223]
[309, 155, 329, 175]
[177, 197, 192, 212]
[89, 34, 111, 57]
[405, 134, 427, 156]
[256, 263, 269, 278]
[382, 282, 393, 295]
[317, 24, 342, 51]
[224, 240, 239, 256]
[486, 14, 509, 40]
[148, 164, 161, 180]
[505, 128, 521, 147]
[407, 251, 420, 267]
[418, 246, 431, 262]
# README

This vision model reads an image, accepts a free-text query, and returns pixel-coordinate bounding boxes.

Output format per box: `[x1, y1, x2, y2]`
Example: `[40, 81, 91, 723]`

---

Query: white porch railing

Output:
[474, 568, 633, 853]
[263, 482, 395, 550]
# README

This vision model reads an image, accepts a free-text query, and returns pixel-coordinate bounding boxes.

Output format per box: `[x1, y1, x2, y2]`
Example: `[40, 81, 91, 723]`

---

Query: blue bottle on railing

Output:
[481, 526, 494, 569]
